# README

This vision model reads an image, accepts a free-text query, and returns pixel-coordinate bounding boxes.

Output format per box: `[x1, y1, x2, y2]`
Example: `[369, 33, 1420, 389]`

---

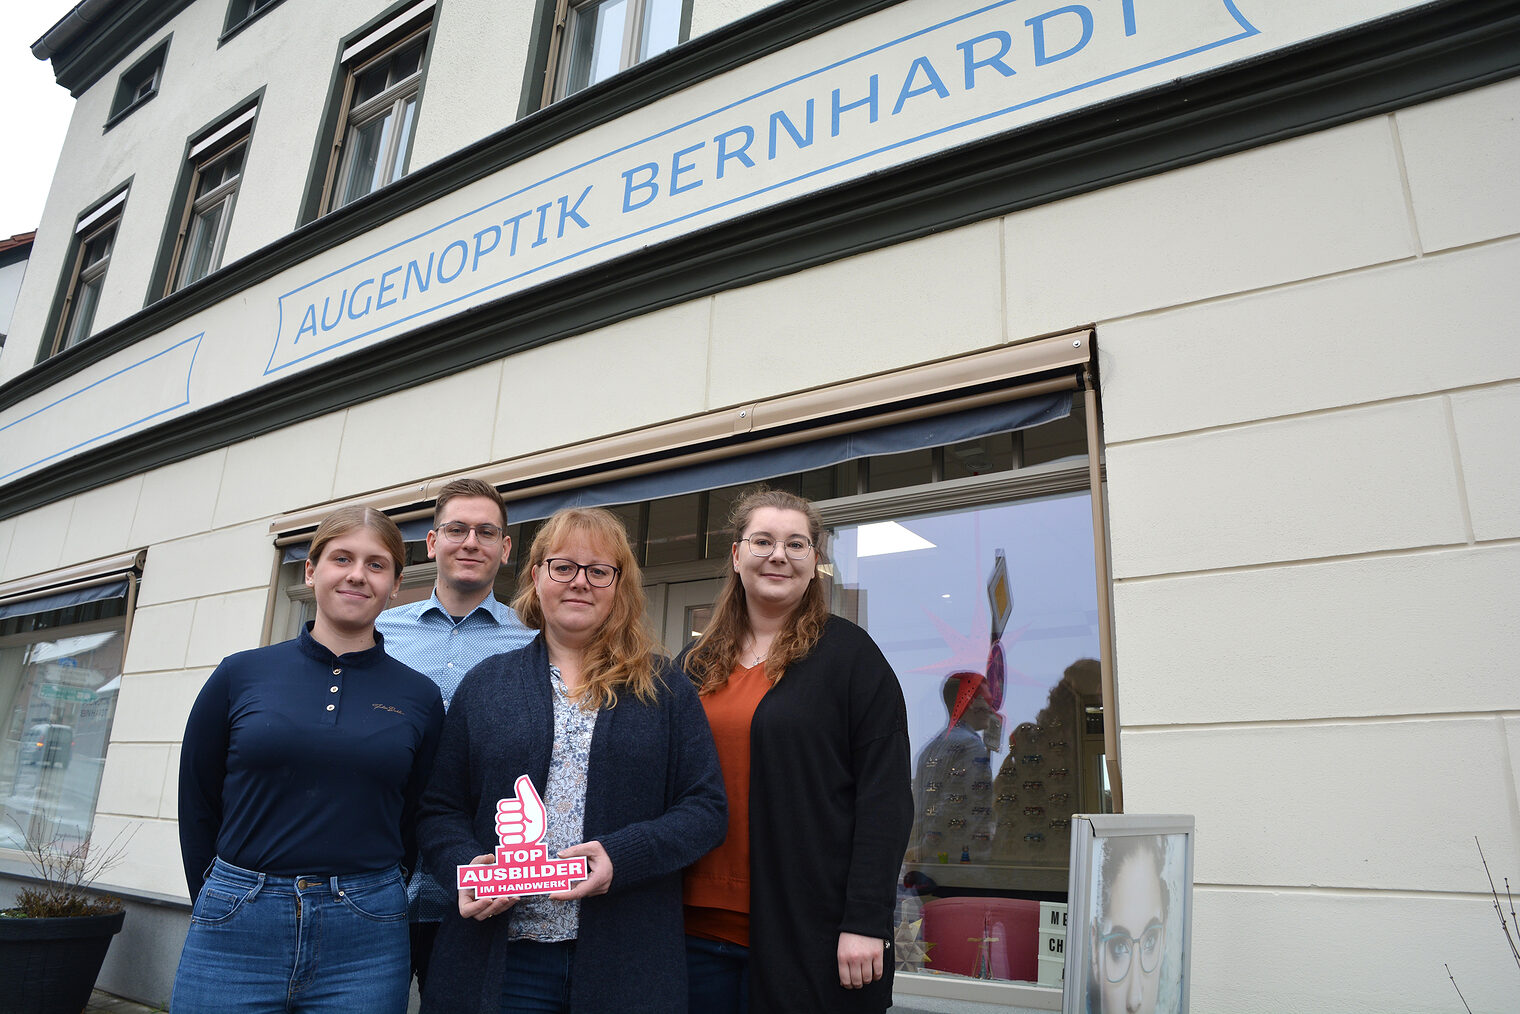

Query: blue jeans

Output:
[171, 857, 409, 1014]
[686, 934, 750, 1014]
[499, 939, 575, 1014]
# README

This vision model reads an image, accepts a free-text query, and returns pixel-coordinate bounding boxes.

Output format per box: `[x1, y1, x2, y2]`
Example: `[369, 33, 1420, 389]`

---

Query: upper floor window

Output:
[166, 108, 255, 293]
[50, 192, 126, 358]
[225, 0, 284, 35]
[319, 2, 434, 215]
[547, 0, 683, 102]
[107, 38, 169, 127]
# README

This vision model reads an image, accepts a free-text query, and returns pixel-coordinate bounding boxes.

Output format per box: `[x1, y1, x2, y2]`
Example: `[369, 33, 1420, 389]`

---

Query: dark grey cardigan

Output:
[417, 635, 725, 1014]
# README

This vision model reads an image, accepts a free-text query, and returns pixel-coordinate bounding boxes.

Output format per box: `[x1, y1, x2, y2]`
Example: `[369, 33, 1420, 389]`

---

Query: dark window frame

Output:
[104, 37, 170, 130]
[149, 95, 264, 302]
[39, 184, 132, 364]
[520, 0, 692, 116]
[221, 0, 287, 44]
[297, 0, 436, 226]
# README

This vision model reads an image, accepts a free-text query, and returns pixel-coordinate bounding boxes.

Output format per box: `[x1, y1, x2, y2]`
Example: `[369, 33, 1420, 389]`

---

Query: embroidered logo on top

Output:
[372, 703, 405, 716]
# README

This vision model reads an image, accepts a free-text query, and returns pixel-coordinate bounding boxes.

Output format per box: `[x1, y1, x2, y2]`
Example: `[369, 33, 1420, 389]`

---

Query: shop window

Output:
[825, 489, 1106, 987]
[0, 577, 135, 854]
[527, 0, 688, 111]
[107, 39, 169, 127]
[315, 2, 434, 217]
[163, 107, 255, 294]
[46, 190, 127, 360]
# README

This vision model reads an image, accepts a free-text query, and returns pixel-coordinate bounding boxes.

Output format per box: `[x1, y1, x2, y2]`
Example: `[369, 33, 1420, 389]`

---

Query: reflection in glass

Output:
[827, 491, 1100, 985]
[0, 618, 125, 853]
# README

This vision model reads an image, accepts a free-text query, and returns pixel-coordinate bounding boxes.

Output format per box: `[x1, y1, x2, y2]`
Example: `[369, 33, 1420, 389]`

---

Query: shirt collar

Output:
[419, 586, 514, 625]
[297, 621, 389, 665]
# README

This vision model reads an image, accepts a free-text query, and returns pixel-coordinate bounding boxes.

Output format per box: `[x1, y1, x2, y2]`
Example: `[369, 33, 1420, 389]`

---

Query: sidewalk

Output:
[85, 992, 161, 1013]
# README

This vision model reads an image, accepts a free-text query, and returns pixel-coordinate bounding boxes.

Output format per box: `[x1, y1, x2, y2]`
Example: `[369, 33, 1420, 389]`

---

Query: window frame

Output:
[105, 37, 170, 130]
[156, 104, 259, 299]
[302, 0, 436, 223]
[221, 0, 286, 42]
[523, 0, 693, 114]
[42, 187, 130, 363]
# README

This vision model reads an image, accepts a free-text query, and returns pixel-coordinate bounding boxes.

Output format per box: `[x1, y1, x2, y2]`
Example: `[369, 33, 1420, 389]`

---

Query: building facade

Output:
[1, 0, 1517, 1010]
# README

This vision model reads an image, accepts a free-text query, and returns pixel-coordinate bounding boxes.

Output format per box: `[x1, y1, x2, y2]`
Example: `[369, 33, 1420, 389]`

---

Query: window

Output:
[543, 0, 685, 104]
[107, 39, 169, 126]
[318, 3, 435, 215]
[50, 192, 126, 358]
[165, 109, 255, 293]
[224, 0, 284, 35]
[0, 566, 137, 854]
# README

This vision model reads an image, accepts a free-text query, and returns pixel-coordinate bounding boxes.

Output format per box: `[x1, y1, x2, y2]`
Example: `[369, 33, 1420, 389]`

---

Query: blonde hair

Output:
[513, 508, 661, 709]
[683, 487, 828, 693]
[309, 506, 405, 577]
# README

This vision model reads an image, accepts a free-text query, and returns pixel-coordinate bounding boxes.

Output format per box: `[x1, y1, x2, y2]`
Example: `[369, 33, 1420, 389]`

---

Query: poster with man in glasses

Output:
[1064, 815, 1194, 1014]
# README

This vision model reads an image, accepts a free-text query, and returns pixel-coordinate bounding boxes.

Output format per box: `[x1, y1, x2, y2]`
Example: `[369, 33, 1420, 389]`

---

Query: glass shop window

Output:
[828, 490, 1105, 987]
[0, 595, 129, 854]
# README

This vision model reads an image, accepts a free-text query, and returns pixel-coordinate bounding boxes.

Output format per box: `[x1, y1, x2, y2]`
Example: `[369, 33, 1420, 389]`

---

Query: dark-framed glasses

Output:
[1100, 921, 1164, 982]
[542, 559, 620, 587]
[740, 535, 814, 559]
[436, 521, 504, 546]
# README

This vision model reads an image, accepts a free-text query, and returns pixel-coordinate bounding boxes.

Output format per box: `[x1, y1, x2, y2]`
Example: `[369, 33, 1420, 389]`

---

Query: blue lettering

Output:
[715, 126, 755, 180]
[531, 203, 552, 248]
[346, 278, 374, 320]
[892, 56, 950, 115]
[438, 240, 468, 283]
[832, 75, 879, 137]
[1027, 6, 1094, 66]
[557, 186, 592, 237]
[376, 266, 401, 310]
[769, 101, 814, 160]
[404, 254, 434, 299]
[320, 292, 345, 332]
[958, 31, 1016, 89]
[504, 210, 532, 255]
[296, 304, 317, 343]
[671, 141, 706, 196]
[1120, 0, 1137, 36]
[472, 225, 501, 271]
[622, 163, 660, 212]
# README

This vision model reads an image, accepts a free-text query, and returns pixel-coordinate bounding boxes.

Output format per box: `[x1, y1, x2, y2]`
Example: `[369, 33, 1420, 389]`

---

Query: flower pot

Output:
[0, 909, 126, 1014]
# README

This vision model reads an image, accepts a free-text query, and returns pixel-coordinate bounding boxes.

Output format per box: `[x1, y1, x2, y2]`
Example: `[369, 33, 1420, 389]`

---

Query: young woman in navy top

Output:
[173, 506, 444, 1014]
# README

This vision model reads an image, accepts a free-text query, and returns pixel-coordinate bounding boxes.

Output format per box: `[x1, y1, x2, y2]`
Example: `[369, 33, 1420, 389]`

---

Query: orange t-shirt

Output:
[683, 661, 770, 946]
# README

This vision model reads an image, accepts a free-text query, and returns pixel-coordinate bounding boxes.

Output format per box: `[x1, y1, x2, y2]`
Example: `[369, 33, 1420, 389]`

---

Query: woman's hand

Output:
[457, 853, 517, 921]
[546, 840, 613, 900]
[837, 931, 888, 988]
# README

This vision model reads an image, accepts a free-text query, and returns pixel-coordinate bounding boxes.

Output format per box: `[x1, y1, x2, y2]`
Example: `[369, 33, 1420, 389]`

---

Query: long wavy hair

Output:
[513, 508, 661, 710]
[683, 487, 829, 693]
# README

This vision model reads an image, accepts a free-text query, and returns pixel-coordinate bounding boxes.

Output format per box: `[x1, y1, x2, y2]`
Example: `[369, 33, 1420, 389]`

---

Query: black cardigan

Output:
[417, 636, 725, 1013]
[684, 615, 913, 1013]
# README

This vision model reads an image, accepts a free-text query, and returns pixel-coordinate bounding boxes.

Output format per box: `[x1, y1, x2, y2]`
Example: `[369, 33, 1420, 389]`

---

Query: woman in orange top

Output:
[680, 487, 912, 1014]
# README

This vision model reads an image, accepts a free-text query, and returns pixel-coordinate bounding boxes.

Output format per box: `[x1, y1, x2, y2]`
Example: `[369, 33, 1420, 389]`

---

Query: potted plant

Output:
[1, 823, 136, 1014]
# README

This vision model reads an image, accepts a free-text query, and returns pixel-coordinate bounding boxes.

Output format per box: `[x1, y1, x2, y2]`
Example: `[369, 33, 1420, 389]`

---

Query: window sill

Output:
[219, 0, 288, 48]
[103, 92, 157, 133]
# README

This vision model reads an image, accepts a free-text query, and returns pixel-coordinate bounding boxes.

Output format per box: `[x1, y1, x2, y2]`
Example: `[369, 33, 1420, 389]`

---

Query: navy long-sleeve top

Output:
[178, 624, 445, 899]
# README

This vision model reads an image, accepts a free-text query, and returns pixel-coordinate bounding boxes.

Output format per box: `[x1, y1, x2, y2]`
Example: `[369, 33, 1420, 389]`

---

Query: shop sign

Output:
[0, 0, 1430, 484]
[37, 683, 97, 703]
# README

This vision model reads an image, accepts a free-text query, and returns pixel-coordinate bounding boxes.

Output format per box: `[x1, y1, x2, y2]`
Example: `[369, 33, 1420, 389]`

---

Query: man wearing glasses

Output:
[375, 477, 533, 995]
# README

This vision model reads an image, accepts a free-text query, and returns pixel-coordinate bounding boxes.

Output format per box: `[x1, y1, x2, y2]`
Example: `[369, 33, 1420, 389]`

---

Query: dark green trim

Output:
[295, 0, 439, 228]
[103, 35, 171, 131]
[52, 0, 192, 99]
[516, 0, 562, 121]
[5, 0, 1519, 522]
[35, 178, 135, 368]
[219, 0, 289, 48]
[144, 89, 267, 305]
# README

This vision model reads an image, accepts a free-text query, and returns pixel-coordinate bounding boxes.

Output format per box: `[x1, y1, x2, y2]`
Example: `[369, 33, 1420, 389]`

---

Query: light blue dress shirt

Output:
[375, 588, 535, 922]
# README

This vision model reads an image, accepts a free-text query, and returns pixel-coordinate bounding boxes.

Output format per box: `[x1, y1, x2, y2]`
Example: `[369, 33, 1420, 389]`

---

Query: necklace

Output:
[744, 639, 770, 668]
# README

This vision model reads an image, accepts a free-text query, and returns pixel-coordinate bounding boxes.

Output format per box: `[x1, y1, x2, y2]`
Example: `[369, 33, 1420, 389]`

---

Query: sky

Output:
[1, 3, 83, 238]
